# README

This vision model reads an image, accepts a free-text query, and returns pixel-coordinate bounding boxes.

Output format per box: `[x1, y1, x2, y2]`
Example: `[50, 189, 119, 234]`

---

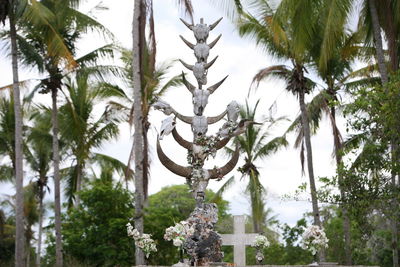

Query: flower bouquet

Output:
[127, 222, 157, 258]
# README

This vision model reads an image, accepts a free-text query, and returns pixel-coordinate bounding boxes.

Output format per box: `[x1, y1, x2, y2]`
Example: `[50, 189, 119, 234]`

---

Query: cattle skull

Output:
[227, 101, 240, 122]
[159, 116, 176, 140]
[192, 89, 210, 116]
[153, 99, 174, 115]
[192, 116, 208, 137]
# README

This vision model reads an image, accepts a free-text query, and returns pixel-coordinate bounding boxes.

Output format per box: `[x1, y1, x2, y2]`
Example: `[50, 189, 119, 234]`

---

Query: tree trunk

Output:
[51, 88, 63, 267]
[132, 0, 145, 264]
[369, 2, 399, 265]
[9, 7, 25, 267]
[74, 163, 83, 208]
[36, 186, 44, 267]
[368, 0, 389, 84]
[330, 105, 352, 264]
[142, 121, 150, 200]
[299, 88, 325, 261]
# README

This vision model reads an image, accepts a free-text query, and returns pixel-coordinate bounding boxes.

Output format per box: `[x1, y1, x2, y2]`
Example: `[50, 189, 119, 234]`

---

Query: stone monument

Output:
[155, 17, 257, 266]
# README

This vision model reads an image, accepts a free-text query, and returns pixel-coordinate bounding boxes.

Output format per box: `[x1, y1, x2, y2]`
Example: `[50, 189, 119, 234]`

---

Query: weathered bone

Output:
[181, 56, 218, 87]
[172, 127, 192, 150]
[193, 89, 210, 115]
[179, 59, 194, 71]
[208, 145, 240, 179]
[153, 99, 175, 115]
[227, 101, 240, 122]
[192, 116, 208, 136]
[207, 110, 227, 124]
[159, 116, 176, 140]
[208, 34, 222, 49]
[172, 127, 230, 150]
[157, 138, 191, 178]
[182, 72, 196, 93]
[180, 35, 195, 49]
[209, 17, 223, 30]
[174, 111, 193, 124]
[180, 18, 193, 30]
[194, 43, 210, 62]
[207, 75, 228, 94]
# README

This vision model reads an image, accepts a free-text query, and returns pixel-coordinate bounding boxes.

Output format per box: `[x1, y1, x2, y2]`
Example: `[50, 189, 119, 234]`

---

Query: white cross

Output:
[220, 215, 258, 267]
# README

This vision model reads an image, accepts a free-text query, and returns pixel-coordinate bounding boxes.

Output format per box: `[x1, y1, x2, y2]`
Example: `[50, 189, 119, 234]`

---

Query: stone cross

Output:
[220, 215, 258, 267]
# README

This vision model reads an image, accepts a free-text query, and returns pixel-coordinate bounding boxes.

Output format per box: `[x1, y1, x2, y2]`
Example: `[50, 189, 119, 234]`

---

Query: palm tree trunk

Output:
[36, 186, 44, 267]
[132, 0, 145, 264]
[299, 89, 325, 261]
[51, 88, 63, 267]
[330, 106, 352, 264]
[368, 0, 388, 84]
[369, 2, 399, 265]
[142, 121, 150, 200]
[9, 6, 25, 267]
[75, 163, 82, 207]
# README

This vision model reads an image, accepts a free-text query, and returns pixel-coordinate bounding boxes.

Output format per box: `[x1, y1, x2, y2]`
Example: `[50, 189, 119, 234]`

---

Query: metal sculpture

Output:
[155, 17, 255, 266]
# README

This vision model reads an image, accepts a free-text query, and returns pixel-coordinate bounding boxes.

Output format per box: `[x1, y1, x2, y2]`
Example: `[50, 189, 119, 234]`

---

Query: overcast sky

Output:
[0, 0, 345, 227]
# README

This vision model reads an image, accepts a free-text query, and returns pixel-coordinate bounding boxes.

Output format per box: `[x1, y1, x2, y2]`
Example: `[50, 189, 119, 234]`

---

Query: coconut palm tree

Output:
[220, 100, 288, 233]
[13, 2, 114, 264]
[58, 75, 128, 207]
[131, 0, 194, 263]
[25, 110, 53, 267]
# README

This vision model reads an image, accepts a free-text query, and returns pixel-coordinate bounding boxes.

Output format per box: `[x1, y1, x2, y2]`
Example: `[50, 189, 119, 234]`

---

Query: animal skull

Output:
[193, 62, 208, 85]
[192, 89, 210, 115]
[153, 99, 174, 115]
[159, 116, 176, 140]
[191, 116, 208, 137]
[194, 43, 210, 63]
[227, 101, 240, 122]
[193, 23, 209, 43]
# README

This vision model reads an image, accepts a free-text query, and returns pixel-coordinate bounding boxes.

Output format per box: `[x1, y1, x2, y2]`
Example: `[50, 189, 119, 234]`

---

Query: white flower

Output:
[173, 238, 183, 247]
[301, 225, 329, 255]
[251, 234, 270, 248]
[164, 220, 196, 247]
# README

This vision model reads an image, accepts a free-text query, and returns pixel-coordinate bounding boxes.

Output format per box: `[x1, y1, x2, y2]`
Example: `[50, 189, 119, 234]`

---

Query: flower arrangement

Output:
[164, 220, 196, 247]
[251, 234, 270, 249]
[126, 223, 157, 258]
[301, 225, 329, 255]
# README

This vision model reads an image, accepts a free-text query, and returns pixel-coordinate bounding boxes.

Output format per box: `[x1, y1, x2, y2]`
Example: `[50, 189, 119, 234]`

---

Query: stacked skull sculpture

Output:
[154, 17, 258, 266]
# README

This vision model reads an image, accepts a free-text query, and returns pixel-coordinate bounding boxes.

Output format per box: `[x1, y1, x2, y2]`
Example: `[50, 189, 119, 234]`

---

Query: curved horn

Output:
[179, 59, 194, 71]
[215, 137, 231, 150]
[207, 75, 228, 94]
[172, 128, 192, 150]
[208, 145, 239, 179]
[181, 72, 196, 93]
[157, 138, 191, 178]
[208, 34, 222, 49]
[173, 110, 193, 124]
[205, 56, 218, 70]
[180, 18, 193, 30]
[180, 35, 195, 49]
[209, 17, 223, 30]
[207, 110, 227, 124]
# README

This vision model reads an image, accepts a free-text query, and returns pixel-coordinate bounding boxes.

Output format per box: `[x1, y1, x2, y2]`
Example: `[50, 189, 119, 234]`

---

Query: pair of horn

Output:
[182, 72, 228, 94]
[179, 34, 222, 51]
[180, 17, 223, 32]
[179, 56, 218, 72]
[172, 127, 230, 150]
[157, 138, 239, 179]
[174, 110, 227, 125]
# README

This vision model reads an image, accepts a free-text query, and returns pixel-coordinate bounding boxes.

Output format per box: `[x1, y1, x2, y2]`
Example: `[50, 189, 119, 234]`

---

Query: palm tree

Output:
[58, 75, 127, 206]
[25, 110, 52, 267]
[131, 1, 193, 263]
[221, 100, 288, 233]
[15, 2, 114, 264]
[233, 2, 326, 260]
[1, 1, 25, 264]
